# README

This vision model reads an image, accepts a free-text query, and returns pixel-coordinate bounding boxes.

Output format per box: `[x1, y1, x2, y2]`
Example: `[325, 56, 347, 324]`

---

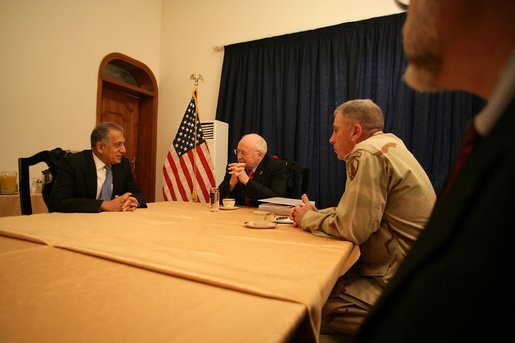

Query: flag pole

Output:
[189, 73, 204, 202]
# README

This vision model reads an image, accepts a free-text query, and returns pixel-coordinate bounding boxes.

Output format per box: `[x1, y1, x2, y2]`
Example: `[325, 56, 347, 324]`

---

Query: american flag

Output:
[162, 94, 216, 202]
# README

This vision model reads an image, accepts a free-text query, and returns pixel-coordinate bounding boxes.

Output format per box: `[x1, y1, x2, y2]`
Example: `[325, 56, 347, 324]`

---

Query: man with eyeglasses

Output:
[353, 0, 515, 342]
[218, 133, 289, 206]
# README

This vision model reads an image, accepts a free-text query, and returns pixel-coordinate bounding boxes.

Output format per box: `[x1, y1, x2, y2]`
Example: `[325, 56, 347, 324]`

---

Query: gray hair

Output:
[334, 99, 384, 137]
[255, 135, 267, 154]
[90, 122, 124, 147]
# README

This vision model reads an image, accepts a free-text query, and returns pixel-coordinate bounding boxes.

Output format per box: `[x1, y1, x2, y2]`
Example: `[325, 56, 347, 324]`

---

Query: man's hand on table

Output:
[290, 194, 318, 227]
[100, 192, 139, 212]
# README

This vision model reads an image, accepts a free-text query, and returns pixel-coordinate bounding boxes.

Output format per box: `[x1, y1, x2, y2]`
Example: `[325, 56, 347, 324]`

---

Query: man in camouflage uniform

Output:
[290, 99, 436, 335]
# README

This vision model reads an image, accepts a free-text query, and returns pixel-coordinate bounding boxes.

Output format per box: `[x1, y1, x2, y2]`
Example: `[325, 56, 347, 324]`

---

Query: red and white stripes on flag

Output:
[162, 94, 216, 203]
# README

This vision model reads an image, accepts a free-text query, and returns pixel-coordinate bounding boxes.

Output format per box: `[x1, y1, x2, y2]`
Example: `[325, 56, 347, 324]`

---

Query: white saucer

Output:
[220, 206, 239, 210]
[245, 221, 277, 229]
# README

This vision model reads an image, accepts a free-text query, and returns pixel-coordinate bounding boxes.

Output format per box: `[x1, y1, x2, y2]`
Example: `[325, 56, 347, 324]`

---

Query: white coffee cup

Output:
[251, 210, 272, 223]
[222, 198, 236, 208]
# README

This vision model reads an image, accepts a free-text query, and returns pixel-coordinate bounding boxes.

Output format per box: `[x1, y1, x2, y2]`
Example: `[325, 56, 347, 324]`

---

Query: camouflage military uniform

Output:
[301, 131, 436, 334]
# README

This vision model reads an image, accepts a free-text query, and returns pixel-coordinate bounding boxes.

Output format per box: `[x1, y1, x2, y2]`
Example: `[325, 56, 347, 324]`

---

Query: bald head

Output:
[239, 134, 267, 154]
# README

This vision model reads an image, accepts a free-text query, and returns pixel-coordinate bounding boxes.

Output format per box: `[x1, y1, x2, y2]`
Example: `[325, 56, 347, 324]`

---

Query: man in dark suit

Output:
[353, 0, 515, 341]
[218, 133, 289, 206]
[48, 122, 146, 213]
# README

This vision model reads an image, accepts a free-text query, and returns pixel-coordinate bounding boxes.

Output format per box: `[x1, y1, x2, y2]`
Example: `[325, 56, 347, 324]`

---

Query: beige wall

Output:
[0, 0, 401, 201]
[0, 0, 162, 181]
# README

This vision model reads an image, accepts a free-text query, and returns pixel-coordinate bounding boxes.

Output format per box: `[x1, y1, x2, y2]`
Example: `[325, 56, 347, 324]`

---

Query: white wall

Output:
[0, 0, 161, 176]
[0, 0, 401, 201]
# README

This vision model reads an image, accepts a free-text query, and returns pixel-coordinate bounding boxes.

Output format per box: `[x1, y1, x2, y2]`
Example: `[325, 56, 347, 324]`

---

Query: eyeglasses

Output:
[394, 0, 409, 10]
[233, 149, 256, 157]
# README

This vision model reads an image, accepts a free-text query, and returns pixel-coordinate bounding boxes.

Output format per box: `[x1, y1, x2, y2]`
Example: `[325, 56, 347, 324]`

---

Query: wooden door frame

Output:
[97, 52, 158, 202]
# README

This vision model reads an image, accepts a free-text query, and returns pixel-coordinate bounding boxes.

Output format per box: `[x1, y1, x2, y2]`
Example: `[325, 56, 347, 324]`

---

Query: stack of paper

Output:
[258, 203, 294, 215]
[259, 197, 315, 206]
[258, 197, 315, 215]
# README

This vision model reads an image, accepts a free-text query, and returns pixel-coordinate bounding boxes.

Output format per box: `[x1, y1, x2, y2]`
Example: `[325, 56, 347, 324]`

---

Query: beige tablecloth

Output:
[0, 193, 48, 217]
[0, 201, 359, 342]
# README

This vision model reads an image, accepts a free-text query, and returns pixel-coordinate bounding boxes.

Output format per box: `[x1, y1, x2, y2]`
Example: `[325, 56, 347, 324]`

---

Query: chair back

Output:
[284, 160, 310, 199]
[18, 148, 69, 215]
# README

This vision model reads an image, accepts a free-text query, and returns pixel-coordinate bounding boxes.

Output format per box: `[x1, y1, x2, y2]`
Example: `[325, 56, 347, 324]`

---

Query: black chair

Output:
[284, 160, 310, 199]
[18, 148, 69, 215]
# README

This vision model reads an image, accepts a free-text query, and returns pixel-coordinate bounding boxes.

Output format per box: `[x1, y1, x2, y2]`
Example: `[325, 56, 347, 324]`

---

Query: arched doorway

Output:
[97, 52, 158, 202]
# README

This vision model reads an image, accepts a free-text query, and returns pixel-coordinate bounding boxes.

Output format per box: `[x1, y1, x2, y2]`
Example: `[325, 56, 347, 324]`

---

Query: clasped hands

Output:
[289, 194, 318, 227]
[228, 162, 251, 187]
[100, 192, 139, 212]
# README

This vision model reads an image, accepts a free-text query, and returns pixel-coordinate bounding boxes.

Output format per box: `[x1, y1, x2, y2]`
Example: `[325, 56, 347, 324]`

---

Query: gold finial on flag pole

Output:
[189, 74, 204, 202]
[189, 73, 204, 86]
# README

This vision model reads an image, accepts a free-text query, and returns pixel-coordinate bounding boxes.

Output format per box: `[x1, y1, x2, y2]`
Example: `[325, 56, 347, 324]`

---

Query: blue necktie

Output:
[100, 165, 112, 200]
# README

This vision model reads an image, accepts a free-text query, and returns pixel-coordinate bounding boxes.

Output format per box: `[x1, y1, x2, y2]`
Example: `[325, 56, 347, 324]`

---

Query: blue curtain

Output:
[215, 13, 484, 208]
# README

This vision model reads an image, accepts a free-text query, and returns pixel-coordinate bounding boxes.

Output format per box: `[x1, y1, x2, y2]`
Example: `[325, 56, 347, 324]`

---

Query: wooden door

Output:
[97, 53, 158, 202]
[100, 89, 140, 179]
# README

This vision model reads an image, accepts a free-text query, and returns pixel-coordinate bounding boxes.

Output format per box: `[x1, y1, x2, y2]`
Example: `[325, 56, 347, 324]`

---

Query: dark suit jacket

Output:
[218, 154, 290, 206]
[354, 99, 515, 342]
[48, 150, 147, 213]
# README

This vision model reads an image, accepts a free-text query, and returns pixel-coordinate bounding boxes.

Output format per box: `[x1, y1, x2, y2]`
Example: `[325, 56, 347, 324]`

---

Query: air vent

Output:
[200, 122, 214, 140]
[200, 120, 229, 186]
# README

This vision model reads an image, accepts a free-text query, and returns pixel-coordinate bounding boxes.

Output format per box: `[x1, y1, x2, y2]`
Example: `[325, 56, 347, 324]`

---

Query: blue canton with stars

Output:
[173, 98, 206, 157]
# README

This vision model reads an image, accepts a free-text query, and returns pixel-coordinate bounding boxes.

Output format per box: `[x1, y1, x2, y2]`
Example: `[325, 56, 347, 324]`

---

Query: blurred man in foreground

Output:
[354, 0, 515, 341]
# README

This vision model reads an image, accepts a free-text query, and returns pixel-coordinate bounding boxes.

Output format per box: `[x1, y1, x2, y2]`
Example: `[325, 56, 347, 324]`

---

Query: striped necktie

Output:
[244, 169, 254, 206]
[442, 122, 481, 196]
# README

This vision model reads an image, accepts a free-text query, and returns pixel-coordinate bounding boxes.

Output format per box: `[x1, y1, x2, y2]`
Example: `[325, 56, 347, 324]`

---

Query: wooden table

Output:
[0, 193, 48, 217]
[0, 201, 359, 342]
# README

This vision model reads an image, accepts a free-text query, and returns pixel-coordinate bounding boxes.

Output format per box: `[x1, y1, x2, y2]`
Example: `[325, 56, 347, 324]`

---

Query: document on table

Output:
[259, 197, 315, 206]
